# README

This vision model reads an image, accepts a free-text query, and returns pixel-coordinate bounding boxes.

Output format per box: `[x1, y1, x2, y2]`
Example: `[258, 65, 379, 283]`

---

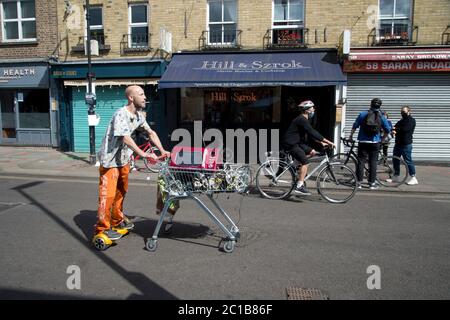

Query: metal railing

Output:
[368, 25, 418, 46]
[121, 33, 151, 53]
[71, 35, 111, 53]
[198, 29, 242, 50]
[263, 27, 308, 49]
[442, 25, 450, 45]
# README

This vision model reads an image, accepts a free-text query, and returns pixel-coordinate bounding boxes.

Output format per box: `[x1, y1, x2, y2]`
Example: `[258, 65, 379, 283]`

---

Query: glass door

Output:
[0, 90, 17, 143]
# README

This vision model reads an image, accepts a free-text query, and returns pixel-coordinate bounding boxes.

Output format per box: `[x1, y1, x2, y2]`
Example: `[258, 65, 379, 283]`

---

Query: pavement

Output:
[0, 145, 449, 194]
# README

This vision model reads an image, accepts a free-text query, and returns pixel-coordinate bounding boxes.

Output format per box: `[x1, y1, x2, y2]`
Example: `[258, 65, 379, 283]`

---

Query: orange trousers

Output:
[95, 164, 130, 234]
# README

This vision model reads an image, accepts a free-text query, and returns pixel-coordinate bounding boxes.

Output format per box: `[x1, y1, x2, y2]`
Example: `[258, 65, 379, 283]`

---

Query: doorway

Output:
[281, 86, 336, 141]
[0, 90, 16, 143]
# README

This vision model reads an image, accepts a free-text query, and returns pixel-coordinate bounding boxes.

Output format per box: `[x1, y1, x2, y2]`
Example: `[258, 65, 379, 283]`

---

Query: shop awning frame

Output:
[63, 79, 158, 87]
[158, 51, 346, 89]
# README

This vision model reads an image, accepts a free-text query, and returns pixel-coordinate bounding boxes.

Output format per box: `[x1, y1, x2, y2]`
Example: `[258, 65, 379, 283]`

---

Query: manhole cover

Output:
[286, 287, 329, 300]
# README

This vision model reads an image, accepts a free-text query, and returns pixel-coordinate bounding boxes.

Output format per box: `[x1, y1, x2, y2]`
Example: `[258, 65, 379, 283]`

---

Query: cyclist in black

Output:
[282, 100, 335, 195]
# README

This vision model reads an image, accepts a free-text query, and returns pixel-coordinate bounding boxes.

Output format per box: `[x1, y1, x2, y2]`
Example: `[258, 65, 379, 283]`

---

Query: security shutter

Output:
[72, 86, 125, 152]
[345, 73, 450, 161]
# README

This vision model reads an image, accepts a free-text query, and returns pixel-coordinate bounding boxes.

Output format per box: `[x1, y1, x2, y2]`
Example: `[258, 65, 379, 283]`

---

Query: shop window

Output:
[271, 0, 305, 46]
[88, 6, 104, 45]
[378, 0, 412, 44]
[17, 90, 49, 129]
[207, 0, 237, 45]
[230, 88, 280, 127]
[180, 88, 281, 129]
[180, 88, 205, 124]
[1, 0, 36, 42]
[129, 4, 148, 48]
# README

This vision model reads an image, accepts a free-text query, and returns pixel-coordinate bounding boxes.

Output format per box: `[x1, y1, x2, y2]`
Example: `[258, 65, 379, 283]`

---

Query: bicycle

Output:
[130, 140, 162, 173]
[255, 146, 357, 203]
[330, 137, 408, 187]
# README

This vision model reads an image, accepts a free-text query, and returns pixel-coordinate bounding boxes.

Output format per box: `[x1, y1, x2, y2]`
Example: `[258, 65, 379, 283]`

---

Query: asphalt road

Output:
[0, 175, 449, 300]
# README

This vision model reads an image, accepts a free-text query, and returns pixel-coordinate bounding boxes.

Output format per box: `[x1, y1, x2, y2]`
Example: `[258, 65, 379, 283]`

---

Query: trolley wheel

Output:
[146, 239, 158, 252]
[223, 240, 235, 253]
[93, 234, 111, 251]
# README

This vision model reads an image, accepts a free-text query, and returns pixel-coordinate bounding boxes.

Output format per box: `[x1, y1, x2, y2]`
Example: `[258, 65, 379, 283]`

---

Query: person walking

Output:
[94, 85, 170, 242]
[349, 98, 391, 190]
[390, 106, 418, 185]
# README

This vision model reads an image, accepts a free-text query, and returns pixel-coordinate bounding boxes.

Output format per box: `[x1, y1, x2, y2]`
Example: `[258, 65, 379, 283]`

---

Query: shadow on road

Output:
[74, 211, 216, 251]
[11, 181, 178, 300]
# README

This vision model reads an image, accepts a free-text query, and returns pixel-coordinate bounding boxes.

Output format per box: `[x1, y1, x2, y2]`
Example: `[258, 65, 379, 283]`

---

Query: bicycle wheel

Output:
[329, 153, 358, 173]
[256, 159, 295, 199]
[317, 163, 357, 203]
[143, 147, 162, 173]
[376, 155, 408, 187]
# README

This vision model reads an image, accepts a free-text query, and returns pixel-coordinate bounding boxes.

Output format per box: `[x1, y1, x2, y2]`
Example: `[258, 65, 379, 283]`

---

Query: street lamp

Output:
[85, 0, 96, 165]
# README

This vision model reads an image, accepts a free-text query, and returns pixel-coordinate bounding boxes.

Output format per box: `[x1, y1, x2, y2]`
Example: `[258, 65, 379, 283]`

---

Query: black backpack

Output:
[361, 109, 381, 136]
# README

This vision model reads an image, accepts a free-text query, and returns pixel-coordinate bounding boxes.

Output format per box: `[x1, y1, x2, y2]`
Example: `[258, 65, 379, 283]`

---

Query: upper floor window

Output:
[1, 0, 36, 42]
[208, 0, 237, 44]
[88, 6, 104, 45]
[271, 0, 305, 47]
[273, 0, 304, 27]
[379, 0, 412, 43]
[129, 4, 148, 48]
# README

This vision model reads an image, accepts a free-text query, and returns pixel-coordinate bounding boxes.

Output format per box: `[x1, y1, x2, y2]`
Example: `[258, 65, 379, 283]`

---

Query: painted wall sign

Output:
[348, 49, 450, 61]
[344, 60, 450, 73]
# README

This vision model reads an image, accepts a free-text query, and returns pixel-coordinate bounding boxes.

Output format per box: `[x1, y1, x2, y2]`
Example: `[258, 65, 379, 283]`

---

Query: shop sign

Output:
[209, 90, 260, 104]
[210, 91, 227, 102]
[51, 70, 78, 77]
[344, 60, 450, 73]
[0, 65, 49, 88]
[232, 91, 257, 103]
[198, 60, 310, 72]
[348, 51, 450, 61]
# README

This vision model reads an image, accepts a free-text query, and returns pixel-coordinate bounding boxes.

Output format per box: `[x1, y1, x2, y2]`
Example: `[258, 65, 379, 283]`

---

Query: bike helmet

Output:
[298, 100, 315, 110]
[371, 98, 382, 109]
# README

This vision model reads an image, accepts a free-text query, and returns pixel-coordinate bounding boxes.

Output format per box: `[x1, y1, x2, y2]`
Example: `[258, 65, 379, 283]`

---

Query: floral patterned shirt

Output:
[98, 106, 150, 168]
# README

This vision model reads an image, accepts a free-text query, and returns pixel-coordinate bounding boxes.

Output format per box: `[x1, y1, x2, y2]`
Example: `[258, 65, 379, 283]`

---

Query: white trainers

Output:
[406, 176, 418, 185]
[386, 175, 401, 183]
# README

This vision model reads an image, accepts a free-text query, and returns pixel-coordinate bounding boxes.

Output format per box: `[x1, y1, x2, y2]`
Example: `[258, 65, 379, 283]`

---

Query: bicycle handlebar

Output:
[340, 137, 356, 147]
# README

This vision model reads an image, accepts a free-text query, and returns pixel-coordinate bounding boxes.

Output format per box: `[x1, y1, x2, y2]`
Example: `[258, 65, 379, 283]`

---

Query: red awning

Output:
[348, 48, 450, 61]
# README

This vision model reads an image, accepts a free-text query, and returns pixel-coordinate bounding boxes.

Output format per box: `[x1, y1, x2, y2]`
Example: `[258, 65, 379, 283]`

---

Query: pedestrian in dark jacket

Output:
[349, 98, 391, 190]
[391, 106, 418, 185]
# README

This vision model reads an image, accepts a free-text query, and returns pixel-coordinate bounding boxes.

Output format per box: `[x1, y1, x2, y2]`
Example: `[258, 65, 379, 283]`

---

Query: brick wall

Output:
[56, 0, 450, 62]
[414, 0, 450, 45]
[0, 0, 58, 59]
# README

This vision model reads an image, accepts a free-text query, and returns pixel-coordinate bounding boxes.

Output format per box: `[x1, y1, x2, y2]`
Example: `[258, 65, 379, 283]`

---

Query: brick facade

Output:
[54, 0, 448, 61]
[0, 0, 58, 59]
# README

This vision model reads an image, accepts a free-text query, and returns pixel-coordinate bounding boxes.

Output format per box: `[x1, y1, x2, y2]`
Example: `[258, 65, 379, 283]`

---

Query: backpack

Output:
[361, 109, 381, 136]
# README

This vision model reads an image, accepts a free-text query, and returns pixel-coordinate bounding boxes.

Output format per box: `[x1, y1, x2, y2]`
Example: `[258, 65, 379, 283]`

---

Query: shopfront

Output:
[51, 59, 167, 152]
[343, 47, 450, 161]
[0, 61, 55, 146]
[158, 50, 346, 161]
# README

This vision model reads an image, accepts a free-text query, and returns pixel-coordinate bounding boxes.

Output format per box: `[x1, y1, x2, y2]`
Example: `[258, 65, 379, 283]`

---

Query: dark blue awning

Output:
[158, 51, 346, 89]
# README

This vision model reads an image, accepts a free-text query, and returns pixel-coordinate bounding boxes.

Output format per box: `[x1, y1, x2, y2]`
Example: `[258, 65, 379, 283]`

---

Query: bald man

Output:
[94, 85, 170, 243]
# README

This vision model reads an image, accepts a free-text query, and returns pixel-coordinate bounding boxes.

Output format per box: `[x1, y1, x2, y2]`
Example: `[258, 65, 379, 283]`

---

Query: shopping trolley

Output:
[146, 159, 251, 253]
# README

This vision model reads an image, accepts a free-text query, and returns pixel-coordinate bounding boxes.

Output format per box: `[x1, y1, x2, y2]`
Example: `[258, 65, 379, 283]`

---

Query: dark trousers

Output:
[393, 143, 416, 176]
[357, 142, 380, 184]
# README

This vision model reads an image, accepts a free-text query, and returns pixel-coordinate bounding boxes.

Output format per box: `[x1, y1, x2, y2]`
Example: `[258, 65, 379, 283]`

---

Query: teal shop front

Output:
[51, 59, 167, 152]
